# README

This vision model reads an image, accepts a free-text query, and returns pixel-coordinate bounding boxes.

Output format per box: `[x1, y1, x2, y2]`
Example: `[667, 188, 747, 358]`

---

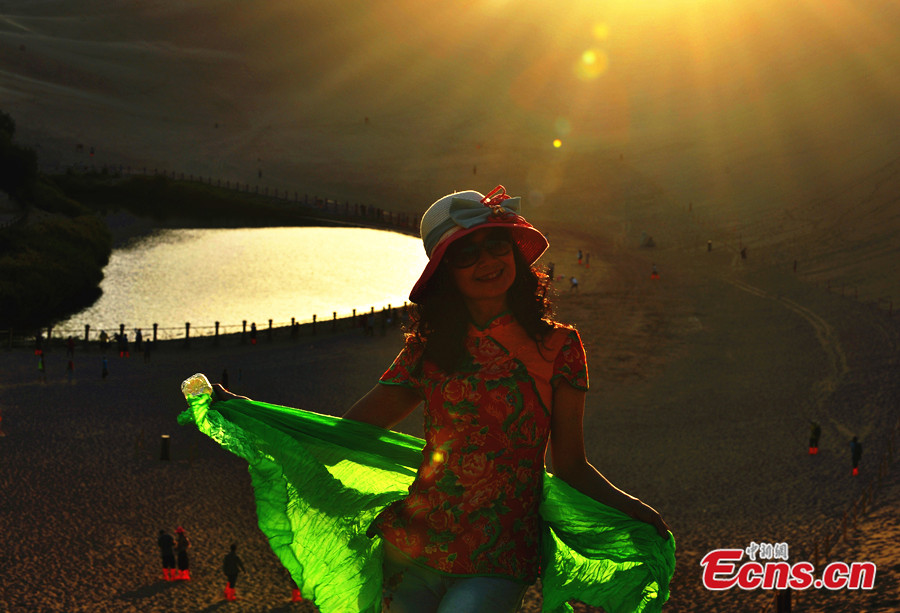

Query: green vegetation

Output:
[0, 111, 113, 330]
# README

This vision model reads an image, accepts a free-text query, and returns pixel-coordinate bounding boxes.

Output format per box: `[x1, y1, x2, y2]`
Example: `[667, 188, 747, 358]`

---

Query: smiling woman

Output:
[195, 186, 675, 613]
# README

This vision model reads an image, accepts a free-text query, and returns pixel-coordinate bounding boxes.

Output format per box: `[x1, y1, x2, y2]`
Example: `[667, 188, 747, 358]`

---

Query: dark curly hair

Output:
[405, 231, 556, 373]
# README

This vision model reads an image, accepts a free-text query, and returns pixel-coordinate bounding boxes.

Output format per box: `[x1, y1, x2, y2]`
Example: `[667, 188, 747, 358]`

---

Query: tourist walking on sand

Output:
[175, 526, 191, 580]
[158, 529, 177, 581]
[211, 186, 672, 612]
[570, 275, 579, 291]
[850, 436, 863, 476]
[250, 322, 258, 345]
[222, 543, 246, 601]
[808, 421, 821, 455]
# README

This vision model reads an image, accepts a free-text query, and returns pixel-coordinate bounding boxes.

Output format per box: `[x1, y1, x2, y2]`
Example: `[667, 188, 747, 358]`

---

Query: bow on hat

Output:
[422, 185, 529, 256]
[448, 195, 522, 229]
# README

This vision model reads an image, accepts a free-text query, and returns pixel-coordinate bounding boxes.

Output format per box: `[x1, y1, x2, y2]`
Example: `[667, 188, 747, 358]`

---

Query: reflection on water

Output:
[56, 227, 428, 338]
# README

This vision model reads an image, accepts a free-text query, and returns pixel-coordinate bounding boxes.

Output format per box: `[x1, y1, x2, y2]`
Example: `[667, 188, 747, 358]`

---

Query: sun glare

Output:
[592, 22, 610, 41]
[576, 48, 609, 81]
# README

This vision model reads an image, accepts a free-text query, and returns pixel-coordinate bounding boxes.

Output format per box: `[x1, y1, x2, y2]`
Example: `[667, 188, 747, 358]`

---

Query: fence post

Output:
[268, 319, 273, 341]
[215, 321, 220, 345]
[332, 312, 337, 333]
[242, 320, 247, 344]
[312, 314, 317, 335]
[184, 322, 191, 347]
[353, 309, 357, 328]
[153, 323, 158, 342]
[160, 435, 171, 461]
[84, 324, 91, 349]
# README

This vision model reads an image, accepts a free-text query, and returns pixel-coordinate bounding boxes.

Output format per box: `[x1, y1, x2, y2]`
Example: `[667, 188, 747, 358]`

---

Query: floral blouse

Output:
[374, 313, 589, 583]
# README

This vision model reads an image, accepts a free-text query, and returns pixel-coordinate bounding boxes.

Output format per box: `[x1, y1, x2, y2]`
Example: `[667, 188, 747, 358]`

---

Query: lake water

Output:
[55, 227, 429, 339]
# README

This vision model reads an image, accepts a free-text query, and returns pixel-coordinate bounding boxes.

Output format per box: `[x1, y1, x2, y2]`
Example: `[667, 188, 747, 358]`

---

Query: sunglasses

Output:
[445, 237, 513, 268]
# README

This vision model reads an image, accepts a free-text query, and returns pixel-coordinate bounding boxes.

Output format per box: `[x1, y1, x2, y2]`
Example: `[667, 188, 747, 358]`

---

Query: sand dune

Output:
[1, 0, 899, 610]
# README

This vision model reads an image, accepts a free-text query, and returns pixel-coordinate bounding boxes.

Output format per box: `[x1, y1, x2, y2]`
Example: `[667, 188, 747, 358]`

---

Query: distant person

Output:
[570, 276, 579, 291]
[158, 529, 177, 581]
[808, 421, 821, 455]
[290, 577, 303, 602]
[34, 332, 43, 356]
[101, 356, 109, 380]
[651, 264, 660, 280]
[38, 354, 46, 382]
[250, 323, 258, 346]
[143, 339, 152, 363]
[175, 526, 191, 580]
[222, 543, 246, 601]
[577, 249, 583, 265]
[118, 333, 130, 358]
[850, 436, 863, 476]
[99, 330, 109, 352]
[135, 328, 143, 352]
[740, 247, 747, 260]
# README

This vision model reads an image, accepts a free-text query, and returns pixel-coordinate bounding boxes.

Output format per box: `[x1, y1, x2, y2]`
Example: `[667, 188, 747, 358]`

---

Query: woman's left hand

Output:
[625, 499, 671, 540]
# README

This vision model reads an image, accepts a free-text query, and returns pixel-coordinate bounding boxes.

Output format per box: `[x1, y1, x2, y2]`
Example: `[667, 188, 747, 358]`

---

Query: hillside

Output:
[1, 0, 898, 295]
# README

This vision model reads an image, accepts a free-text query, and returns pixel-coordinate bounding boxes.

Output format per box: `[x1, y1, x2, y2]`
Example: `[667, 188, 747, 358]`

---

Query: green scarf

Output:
[179, 391, 675, 613]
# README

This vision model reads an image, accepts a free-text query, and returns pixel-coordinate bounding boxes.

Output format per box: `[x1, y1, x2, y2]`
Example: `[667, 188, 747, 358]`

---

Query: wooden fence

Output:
[3, 303, 408, 351]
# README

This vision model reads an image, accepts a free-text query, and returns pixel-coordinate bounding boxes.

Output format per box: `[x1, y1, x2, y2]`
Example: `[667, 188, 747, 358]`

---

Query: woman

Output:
[211, 186, 670, 612]
[174, 526, 191, 580]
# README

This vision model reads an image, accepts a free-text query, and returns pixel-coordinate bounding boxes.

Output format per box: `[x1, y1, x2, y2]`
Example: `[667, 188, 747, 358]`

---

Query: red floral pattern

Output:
[374, 314, 588, 582]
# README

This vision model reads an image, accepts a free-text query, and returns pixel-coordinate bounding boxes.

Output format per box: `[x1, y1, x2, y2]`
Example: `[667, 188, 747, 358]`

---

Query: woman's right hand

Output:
[212, 383, 248, 403]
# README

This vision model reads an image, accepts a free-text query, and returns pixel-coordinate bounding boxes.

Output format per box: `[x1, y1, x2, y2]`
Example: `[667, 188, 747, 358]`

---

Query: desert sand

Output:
[1, 221, 898, 612]
[2, 0, 899, 611]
